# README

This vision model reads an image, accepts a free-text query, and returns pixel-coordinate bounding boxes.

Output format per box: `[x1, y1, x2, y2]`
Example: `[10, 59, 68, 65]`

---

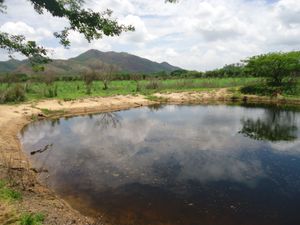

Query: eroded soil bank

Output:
[0, 89, 300, 225]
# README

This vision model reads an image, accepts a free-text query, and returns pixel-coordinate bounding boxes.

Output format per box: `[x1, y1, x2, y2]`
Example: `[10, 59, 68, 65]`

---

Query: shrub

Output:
[145, 79, 162, 90]
[0, 84, 26, 103]
[82, 71, 97, 94]
[241, 81, 298, 96]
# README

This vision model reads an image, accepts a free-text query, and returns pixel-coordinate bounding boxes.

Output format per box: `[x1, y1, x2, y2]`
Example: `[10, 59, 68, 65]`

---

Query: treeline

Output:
[0, 63, 247, 83]
[1, 51, 300, 82]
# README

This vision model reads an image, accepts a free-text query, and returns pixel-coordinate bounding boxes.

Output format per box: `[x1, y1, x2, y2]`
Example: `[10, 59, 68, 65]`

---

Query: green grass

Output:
[40, 108, 65, 116]
[20, 213, 45, 225]
[0, 180, 22, 201]
[0, 77, 262, 103]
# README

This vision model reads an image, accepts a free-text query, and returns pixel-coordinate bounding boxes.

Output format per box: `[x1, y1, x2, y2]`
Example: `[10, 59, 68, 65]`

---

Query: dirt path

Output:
[0, 89, 299, 225]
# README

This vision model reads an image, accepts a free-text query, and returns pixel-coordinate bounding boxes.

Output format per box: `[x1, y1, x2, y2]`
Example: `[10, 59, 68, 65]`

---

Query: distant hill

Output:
[0, 59, 26, 73]
[0, 49, 181, 75]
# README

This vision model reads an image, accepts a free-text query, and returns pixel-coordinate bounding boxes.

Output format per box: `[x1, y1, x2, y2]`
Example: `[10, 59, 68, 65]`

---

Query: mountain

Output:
[0, 59, 25, 73]
[71, 49, 180, 73]
[0, 50, 181, 75]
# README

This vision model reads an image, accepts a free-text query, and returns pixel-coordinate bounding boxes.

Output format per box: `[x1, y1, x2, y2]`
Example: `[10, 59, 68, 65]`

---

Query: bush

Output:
[0, 84, 26, 103]
[241, 81, 298, 96]
[145, 79, 162, 90]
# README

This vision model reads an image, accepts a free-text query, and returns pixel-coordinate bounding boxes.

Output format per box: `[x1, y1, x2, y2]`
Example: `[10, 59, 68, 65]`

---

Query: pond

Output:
[20, 104, 300, 225]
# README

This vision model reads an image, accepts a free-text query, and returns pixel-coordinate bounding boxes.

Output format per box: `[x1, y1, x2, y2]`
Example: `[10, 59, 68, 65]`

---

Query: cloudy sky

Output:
[1, 0, 300, 71]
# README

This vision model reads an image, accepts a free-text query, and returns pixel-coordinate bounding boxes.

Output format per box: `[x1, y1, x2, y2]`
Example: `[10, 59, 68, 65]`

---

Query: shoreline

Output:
[1, 89, 300, 224]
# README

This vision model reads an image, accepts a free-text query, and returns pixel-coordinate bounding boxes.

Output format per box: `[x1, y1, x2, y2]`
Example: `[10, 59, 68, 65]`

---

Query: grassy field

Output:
[0, 77, 261, 102]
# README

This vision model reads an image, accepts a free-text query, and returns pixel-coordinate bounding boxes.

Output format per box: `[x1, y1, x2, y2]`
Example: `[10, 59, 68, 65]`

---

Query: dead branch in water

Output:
[30, 144, 53, 155]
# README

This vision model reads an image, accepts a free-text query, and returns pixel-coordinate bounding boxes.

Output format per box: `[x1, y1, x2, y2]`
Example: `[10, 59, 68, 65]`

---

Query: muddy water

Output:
[20, 104, 300, 225]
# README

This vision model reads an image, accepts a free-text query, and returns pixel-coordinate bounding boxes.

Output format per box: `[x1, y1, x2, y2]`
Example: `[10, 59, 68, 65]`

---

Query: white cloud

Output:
[1, 0, 300, 70]
[0, 21, 52, 41]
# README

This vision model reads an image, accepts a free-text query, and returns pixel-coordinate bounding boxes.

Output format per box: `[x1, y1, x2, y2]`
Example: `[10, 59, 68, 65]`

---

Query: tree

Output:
[82, 69, 96, 94]
[0, 0, 177, 66]
[130, 73, 142, 92]
[99, 64, 118, 90]
[244, 51, 300, 86]
[0, 0, 134, 67]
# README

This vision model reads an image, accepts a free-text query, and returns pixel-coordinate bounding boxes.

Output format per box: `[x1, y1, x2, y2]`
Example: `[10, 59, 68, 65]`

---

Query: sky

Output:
[0, 0, 300, 71]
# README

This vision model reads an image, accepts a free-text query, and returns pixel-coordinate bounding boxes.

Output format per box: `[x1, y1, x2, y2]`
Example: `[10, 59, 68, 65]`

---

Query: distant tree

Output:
[170, 69, 188, 77]
[82, 70, 96, 94]
[222, 63, 245, 77]
[186, 70, 203, 78]
[204, 69, 220, 78]
[99, 64, 118, 90]
[244, 51, 300, 86]
[130, 73, 142, 92]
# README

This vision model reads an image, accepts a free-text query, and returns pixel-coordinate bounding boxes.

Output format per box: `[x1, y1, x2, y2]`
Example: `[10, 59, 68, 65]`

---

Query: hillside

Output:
[0, 50, 181, 75]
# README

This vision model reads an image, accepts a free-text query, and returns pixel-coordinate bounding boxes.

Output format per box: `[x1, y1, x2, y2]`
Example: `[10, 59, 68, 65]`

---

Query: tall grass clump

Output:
[20, 213, 45, 225]
[43, 84, 58, 98]
[0, 84, 26, 103]
[0, 180, 22, 201]
[145, 79, 162, 90]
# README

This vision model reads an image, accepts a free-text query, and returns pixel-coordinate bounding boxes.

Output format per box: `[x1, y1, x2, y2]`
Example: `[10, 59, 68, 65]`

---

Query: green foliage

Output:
[0, 179, 22, 201]
[0, 32, 49, 68]
[241, 82, 299, 96]
[244, 51, 300, 86]
[0, 83, 26, 103]
[0, 0, 134, 64]
[204, 63, 246, 78]
[20, 213, 45, 225]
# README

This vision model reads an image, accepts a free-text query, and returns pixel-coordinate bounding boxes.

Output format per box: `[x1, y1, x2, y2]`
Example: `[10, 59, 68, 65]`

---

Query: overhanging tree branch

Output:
[0, 0, 177, 67]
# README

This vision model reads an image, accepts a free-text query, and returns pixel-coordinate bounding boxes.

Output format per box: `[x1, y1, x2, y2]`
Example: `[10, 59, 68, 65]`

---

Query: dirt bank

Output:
[0, 89, 299, 225]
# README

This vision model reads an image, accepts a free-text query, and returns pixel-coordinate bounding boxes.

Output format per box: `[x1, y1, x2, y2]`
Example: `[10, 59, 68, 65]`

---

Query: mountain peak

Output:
[71, 49, 181, 73]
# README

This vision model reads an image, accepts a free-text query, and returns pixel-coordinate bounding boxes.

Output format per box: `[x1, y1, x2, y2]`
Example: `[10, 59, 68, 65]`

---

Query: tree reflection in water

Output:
[239, 107, 298, 142]
[147, 104, 166, 112]
[95, 112, 122, 129]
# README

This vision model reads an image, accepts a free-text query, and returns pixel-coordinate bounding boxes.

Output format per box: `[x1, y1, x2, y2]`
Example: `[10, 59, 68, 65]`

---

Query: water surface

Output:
[21, 104, 300, 225]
